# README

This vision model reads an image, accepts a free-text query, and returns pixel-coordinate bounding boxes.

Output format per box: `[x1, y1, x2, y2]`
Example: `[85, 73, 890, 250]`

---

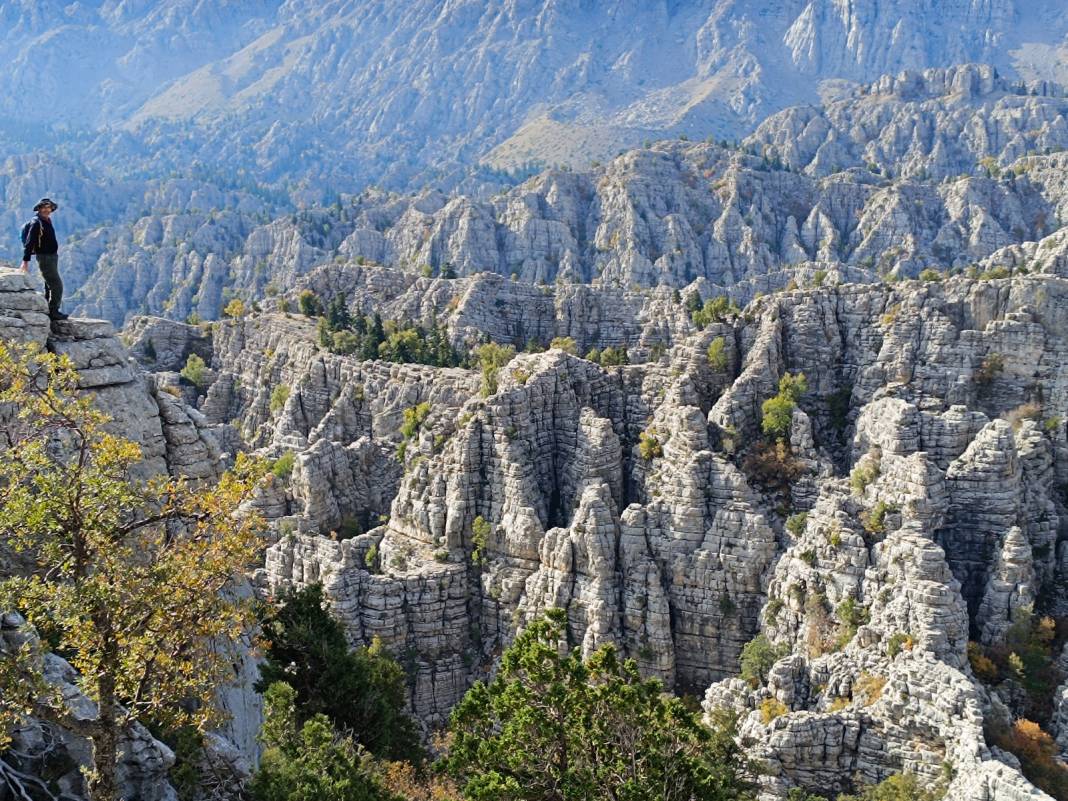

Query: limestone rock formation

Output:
[147, 260, 1068, 797]
[63, 106, 1068, 327]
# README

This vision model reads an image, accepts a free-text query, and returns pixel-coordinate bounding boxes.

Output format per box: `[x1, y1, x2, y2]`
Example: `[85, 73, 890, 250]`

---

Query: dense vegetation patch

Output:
[442, 608, 757, 801]
[256, 584, 422, 763]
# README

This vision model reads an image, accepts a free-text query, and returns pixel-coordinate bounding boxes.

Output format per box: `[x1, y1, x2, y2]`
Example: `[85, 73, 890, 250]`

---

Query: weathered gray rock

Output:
[976, 527, 1036, 646]
[0, 270, 50, 345]
[750, 64, 1068, 180]
[160, 269, 1068, 797]
[125, 315, 213, 372]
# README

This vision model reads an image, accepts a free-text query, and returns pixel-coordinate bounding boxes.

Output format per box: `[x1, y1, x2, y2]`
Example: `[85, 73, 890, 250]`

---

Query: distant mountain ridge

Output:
[29, 62, 1065, 325]
[7, 0, 1068, 199]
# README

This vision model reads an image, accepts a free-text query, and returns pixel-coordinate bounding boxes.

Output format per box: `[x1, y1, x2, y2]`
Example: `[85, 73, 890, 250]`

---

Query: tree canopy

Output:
[442, 608, 756, 801]
[256, 584, 422, 763]
[249, 682, 398, 801]
[0, 341, 266, 801]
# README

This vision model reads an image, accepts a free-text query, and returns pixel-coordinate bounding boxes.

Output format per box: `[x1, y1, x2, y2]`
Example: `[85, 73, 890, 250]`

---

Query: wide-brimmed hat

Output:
[33, 198, 58, 212]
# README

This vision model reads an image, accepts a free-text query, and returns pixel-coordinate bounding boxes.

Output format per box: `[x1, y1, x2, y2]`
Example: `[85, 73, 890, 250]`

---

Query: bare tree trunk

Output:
[88, 716, 120, 801]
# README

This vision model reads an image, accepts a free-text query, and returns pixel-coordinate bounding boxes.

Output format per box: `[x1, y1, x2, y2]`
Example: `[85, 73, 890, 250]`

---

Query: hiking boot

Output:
[49, 311, 69, 321]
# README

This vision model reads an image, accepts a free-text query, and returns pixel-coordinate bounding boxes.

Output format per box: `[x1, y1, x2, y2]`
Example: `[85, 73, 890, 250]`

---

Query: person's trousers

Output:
[36, 254, 62, 315]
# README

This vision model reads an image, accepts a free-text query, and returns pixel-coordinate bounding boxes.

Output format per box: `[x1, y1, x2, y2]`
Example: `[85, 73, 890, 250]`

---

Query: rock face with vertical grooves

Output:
[131, 265, 1068, 797]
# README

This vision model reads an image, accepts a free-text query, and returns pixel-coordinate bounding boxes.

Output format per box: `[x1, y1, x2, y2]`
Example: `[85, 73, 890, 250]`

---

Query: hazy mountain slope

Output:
[1, 0, 280, 124]
[748, 64, 1068, 179]
[7, 1, 1068, 195]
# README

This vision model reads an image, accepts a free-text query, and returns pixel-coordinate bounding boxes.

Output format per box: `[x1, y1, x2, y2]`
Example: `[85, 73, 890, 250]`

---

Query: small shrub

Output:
[765, 598, 784, 622]
[338, 517, 362, 540]
[718, 593, 736, 616]
[799, 549, 816, 567]
[975, 352, 1004, 386]
[785, 512, 808, 537]
[707, 336, 728, 371]
[549, 337, 577, 354]
[400, 402, 431, 440]
[761, 373, 808, 439]
[269, 384, 290, 414]
[475, 343, 516, 397]
[978, 266, 1011, 280]
[812, 269, 827, 287]
[887, 632, 914, 659]
[739, 634, 788, 687]
[1004, 402, 1042, 430]
[804, 594, 834, 657]
[639, 430, 663, 461]
[223, 298, 247, 319]
[759, 697, 788, 724]
[471, 516, 491, 566]
[918, 268, 942, 282]
[861, 500, 897, 535]
[743, 440, 805, 491]
[364, 543, 378, 569]
[598, 346, 629, 367]
[271, 451, 296, 480]
[835, 598, 870, 649]
[690, 295, 740, 329]
[850, 455, 881, 495]
[180, 353, 208, 388]
[761, 395, 795, 439]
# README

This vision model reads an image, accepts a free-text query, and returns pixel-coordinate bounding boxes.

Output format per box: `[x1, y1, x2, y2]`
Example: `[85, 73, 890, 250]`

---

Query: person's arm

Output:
[21, 220, 39, 264]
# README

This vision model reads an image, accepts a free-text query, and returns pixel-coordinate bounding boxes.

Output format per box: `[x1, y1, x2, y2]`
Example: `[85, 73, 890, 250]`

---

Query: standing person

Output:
[19, 198, 67, 321]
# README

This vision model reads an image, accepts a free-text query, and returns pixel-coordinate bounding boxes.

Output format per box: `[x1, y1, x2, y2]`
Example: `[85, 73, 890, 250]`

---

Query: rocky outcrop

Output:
[0, 270, 50, 344]
[56, 69, 1068, 326]
[161, 260, 1068, 797]
[750, 64, 1068, 180]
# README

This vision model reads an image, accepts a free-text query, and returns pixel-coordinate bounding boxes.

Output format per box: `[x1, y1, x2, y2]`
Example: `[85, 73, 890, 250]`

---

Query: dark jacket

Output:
[23, 215, 58, 262]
